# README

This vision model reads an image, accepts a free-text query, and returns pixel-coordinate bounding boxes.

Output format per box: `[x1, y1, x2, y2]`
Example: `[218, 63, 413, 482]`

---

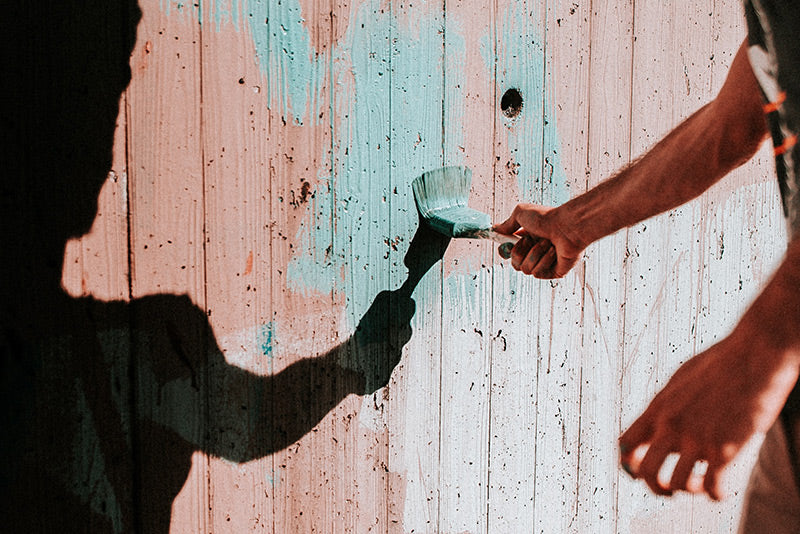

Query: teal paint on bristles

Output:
[412, 166, 518, 259]
[412, 167, 490, 237]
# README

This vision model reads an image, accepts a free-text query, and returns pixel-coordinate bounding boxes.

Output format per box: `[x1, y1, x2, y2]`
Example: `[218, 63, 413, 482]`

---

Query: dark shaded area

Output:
[0, 1, 449, 531]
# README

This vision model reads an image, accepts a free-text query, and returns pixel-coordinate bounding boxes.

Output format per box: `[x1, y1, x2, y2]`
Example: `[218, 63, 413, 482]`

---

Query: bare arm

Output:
[495, 41, 768, 278]
[618, 236, 800, 499]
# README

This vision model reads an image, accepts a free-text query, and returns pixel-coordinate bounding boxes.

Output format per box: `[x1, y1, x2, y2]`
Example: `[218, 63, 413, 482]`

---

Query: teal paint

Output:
[442, 14, 467, 163]
[245, 0, 327, 125]
[256, 322, 274, 373]
[201, 0, 327, 123]
[287, 0, 447, 329]
[265, 467, 282, 487]
[496, 2, 569, 206]
[216, 322, 276, 375]
[163, 0, 567, 321]
[160, 0, 200, 19]
[206, 0, 241, 31]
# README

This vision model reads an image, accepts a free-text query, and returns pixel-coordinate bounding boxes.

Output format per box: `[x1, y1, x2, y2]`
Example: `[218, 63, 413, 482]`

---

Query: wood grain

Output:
[50, 0, 787, 532]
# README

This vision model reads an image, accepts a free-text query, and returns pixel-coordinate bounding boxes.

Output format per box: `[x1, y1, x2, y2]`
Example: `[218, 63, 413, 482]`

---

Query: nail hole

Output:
[501, 88, 523, 118]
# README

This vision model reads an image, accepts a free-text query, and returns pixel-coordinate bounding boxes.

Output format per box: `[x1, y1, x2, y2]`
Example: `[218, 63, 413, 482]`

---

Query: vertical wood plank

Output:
[571, 0, 633, 532]
[487, 0, 539, 529]
[329, 1, 392, 531]
[253, 0, 355, 530]
[386, 1, 447, 533]
[437, 0, 497, 531]
[199, 2, 277, 531]
[619, 1, 713, 530]
[125, 1, 209, 531]
[492, 1, 584, 532]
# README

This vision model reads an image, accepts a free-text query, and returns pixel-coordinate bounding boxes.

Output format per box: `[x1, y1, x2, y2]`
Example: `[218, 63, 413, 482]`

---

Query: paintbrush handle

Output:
[480, 230, 520, 259]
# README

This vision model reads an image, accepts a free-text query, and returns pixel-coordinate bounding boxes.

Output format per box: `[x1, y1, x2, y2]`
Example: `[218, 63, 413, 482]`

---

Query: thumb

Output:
[493, 213, 520, 236]
[495, 205, 541, 235]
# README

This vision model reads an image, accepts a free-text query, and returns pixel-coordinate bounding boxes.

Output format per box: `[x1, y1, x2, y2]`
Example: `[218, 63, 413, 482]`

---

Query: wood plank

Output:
[125, 1, 209, 531]
[385, 2, 449, 533]
[618, 1, 714, 529]
[198, 2, 279, 531]
[488, 1, 584, 532]
[486, 0, 541, 529]
[572, 0, 633, 532]
[435, 0, 497, 531]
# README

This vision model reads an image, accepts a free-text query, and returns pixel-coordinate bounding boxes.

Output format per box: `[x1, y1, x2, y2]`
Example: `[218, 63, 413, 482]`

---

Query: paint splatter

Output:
[244, 250, 254, 275]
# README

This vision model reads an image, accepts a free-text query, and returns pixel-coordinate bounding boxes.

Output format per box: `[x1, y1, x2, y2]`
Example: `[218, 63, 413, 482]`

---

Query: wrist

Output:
[549, 201, 596, 252]
[732, 309, 800, 370]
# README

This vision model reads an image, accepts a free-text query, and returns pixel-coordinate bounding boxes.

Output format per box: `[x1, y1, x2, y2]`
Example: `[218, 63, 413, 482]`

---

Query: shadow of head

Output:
[1, 0, 141, 255]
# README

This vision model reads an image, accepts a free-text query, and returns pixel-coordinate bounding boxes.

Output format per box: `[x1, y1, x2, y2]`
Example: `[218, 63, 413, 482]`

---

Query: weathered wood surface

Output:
[24, 0, 786, 532]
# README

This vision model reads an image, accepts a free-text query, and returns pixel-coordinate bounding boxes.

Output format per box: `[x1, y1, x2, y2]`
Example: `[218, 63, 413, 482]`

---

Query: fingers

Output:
[703, 460, 725, 501]
[620, 414, 655, 462]
[621, 420, 726, 500]
[510, 235, 535, 268]
[509, 237, 559, 278]
[533, 246, 557, 277]
[635, 440, 674, 496]
[668, 451, 698, 493]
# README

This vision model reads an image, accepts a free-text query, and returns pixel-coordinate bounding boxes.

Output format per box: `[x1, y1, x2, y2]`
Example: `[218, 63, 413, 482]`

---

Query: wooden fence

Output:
[9, 0, 786, 532]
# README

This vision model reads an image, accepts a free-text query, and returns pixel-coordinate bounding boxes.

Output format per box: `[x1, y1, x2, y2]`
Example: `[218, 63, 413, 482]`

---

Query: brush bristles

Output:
[412, 166, 492, 238]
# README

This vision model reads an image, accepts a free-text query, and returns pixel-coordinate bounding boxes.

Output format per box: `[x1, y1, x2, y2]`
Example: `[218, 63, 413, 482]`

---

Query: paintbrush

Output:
[412, 166, 520, 259]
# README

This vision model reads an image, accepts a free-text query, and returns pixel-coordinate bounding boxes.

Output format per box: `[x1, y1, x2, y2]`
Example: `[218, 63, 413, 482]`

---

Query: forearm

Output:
[734, 237, 800, 366]
[557, 42, 768, 248]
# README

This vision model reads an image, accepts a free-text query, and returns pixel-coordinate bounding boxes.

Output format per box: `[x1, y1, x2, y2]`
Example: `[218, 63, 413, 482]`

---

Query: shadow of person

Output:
[0, 1, 449, 532]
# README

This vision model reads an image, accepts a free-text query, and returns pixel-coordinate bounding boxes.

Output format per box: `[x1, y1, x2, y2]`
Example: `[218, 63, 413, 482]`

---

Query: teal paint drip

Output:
[288, 0, 446, 330]
[206, 0, 241, 31]
[495, 2, 569, 206]
[245, 0, 327, 125]
[161, 0, 200, 19]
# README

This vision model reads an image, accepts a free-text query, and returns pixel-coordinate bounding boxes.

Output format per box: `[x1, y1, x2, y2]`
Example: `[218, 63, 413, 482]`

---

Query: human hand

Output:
[493, 204, 584, 278]
[619, 331, 800, 500]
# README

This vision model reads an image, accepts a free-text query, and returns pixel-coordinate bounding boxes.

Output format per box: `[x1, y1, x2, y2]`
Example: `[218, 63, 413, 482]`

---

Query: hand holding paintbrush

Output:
[494, 203, 585, 279]
[412, 166, 582, 277]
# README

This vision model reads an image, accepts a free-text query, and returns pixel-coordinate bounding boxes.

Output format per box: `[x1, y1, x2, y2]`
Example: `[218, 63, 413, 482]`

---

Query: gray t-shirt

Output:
[745, 0, 800, 234]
